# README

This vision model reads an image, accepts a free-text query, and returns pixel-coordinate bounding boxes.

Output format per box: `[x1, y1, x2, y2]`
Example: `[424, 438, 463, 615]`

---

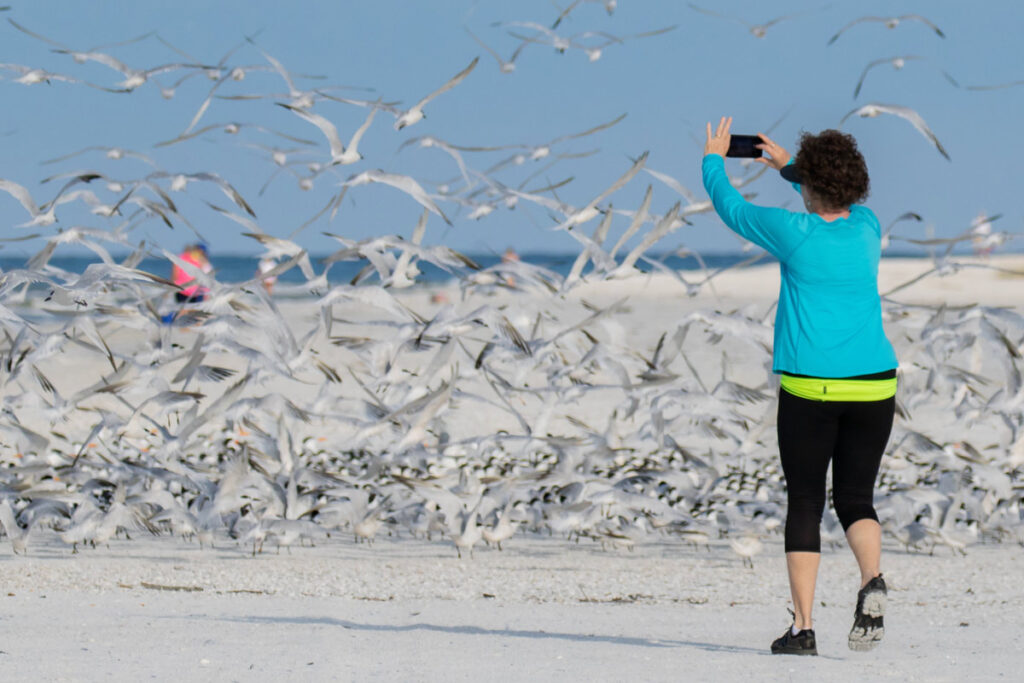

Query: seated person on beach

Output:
[172, 243, 212, 304]
[501, 246, 520, 287]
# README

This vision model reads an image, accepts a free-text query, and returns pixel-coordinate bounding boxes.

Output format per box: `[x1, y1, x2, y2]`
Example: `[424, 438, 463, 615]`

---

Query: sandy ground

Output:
[4, 256, 1024, 681]
[1, 534, 1021, 682]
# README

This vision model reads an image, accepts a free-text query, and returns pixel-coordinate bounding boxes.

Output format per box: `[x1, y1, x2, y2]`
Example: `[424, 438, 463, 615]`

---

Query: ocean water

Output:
[2, 251, 766, 285]
[0, 249, 939, 292]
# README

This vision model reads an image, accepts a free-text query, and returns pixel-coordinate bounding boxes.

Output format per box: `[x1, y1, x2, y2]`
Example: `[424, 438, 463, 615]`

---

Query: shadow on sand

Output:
[205, 614, 769, 655]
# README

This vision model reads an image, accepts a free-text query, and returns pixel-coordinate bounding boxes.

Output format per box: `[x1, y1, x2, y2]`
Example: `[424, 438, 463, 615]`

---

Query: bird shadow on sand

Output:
[204, 614, 769, 655]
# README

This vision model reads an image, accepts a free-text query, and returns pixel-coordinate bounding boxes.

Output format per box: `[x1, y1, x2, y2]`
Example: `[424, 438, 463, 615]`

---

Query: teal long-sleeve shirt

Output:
[701, 153, 897, 378]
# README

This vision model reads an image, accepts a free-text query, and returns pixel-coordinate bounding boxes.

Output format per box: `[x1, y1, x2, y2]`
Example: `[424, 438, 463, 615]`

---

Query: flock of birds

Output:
[0, 3, 1021, 564]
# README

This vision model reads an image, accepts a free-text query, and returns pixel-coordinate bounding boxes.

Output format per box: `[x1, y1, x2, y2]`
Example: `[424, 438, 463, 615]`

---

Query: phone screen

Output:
[726, 135, 763, 158]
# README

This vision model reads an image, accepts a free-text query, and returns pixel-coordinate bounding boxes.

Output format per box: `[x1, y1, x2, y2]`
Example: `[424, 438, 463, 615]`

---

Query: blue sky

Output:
[0, 0, 1021, 259]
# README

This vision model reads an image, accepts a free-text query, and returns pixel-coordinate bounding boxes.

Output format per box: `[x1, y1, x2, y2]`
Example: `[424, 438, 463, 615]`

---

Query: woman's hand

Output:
[704, 116, 732, 157]
[755, 133, 791, 170]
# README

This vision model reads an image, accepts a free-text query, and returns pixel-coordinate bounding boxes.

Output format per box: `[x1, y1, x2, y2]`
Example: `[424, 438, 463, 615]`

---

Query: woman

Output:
[172, 243, 212, 304]
[702, 117, 897, 656]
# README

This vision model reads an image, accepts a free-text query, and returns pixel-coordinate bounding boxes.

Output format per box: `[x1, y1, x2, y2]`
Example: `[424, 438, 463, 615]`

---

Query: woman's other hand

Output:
[704, 116, 732, 157]
[755, 133, 791, 169]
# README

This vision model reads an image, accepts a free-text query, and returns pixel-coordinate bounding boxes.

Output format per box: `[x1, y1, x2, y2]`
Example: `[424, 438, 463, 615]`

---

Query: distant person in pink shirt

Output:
[172, 243, 212, 303]
[501, 246, 519, 287]
[257, 256, 278, 294]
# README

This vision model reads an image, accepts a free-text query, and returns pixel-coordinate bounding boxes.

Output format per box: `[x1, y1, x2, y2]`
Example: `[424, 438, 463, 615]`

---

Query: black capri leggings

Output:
[776, 384, 895, 553]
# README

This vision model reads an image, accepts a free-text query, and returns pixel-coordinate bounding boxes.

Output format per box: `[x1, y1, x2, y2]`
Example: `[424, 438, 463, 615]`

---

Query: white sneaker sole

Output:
[848, 587, 886, 651]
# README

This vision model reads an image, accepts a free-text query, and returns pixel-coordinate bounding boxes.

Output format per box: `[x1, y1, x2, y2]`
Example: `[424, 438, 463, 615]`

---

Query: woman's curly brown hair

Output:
[793, 129, 870, 210]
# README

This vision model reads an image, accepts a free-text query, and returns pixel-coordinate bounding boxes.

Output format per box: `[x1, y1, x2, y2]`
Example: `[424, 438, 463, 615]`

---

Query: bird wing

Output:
[361, 171, 451, 224]
[551, 0, 582, 29]
[276, 103, 344, 158]
[586, 150, 647, 208]
[901, 14, 945, 38]
[0, 179, 40, 216]
[7, 17, 69, 49]
[687, 3, 748, 27]
[251, 41, 298, 95]
[609, 184, 653, 259]
[204, 200, 263, 234]
[154, 122, 222, 147]
[391, 210, 429, 281]
[464, 27, 504, 64]
[883, 211, 923, 235]
[413, 56, 479, 109]
[874, 103, 951, 160]
[549, 112, 627, 145]
[839, 104, 870, 127]
[57, 49, 132, 76]
[827, 16, 883, 45]
[40, 145, 106, 165]
[184, 172, 256, 217]
[643, 167, 698, 203]
[346, 100, 380, 152]
[853, 56, 924, 99]
[966, 79, 1024, 91]
[624, 24, 679, 40]
[853, 58, 889, 99]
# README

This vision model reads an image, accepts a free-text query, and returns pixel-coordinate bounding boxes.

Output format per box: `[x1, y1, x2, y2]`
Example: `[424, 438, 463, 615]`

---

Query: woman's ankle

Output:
[793, 620, 813, 632]
[860, 571, 882, 588]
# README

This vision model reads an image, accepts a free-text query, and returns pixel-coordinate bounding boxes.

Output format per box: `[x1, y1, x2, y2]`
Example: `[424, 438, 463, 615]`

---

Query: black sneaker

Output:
[848, 574, 887, 651]
[771, 627, 818, 656]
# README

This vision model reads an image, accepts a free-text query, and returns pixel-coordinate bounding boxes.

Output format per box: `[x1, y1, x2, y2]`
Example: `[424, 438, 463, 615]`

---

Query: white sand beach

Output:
[1, 258, 1023, 681]
[2, 534, 1021, 681]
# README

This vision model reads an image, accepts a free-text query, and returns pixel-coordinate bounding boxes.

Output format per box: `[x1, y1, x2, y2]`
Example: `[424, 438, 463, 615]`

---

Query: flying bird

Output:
[0, 62, 124, 91]
[965, 79, 1024, 92]
[828, 15, 945, 45]
[495, 21, 572, 53]
[464, 27, 528, 73]
[276, 99, 380, 166]
[392, 57, 479, 130]
[853, 56, 959, 99]
[154, 121, 317, 148]
[840, 103, 950, 161]
[342, 169, 452, 224]
[446, 112, 626, 162]
[41, 145, 158, 167]
[11, 18, 210, 92]
[687, 3, 811, 38]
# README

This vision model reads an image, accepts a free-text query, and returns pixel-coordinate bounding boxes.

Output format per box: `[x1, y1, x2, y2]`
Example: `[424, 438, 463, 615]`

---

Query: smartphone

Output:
[726, 135, 763, 158]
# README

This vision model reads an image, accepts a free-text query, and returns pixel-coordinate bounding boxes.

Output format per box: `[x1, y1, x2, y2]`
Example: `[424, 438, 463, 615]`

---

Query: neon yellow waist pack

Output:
[780, 374, 897, 402]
